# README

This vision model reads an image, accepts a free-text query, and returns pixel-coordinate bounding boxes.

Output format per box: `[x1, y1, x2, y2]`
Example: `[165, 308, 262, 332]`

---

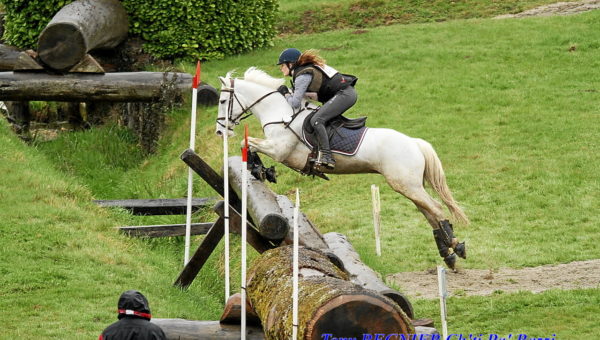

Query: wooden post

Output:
[228, 156, 289, 240]
[173, 216, 225, 289]
[37, 0, 128, 71]
[4, 101, 30, 135]
[371, 184, 382, 256]
[247, 246, 413, 339]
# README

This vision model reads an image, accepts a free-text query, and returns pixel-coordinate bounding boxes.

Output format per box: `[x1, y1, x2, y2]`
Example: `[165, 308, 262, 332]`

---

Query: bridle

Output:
[217, 78, 279, 131]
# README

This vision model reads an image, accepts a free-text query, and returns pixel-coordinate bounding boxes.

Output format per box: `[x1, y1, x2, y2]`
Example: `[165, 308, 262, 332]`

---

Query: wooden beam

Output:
[0, 71, 195, 102]
[119, 223, 213, 238]
[93, 197, 215, 215]
[228, 156, 289, 240]
[173, 217, 224, 289]
[180, 149, 243, 213]
[151, 319, 265, 340]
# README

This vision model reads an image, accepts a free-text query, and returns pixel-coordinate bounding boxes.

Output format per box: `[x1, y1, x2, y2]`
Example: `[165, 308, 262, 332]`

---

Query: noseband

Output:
[217, 78, 278, 131]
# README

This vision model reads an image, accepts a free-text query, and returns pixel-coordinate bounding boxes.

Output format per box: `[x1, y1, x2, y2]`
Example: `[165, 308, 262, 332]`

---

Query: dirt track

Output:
[388, 259, 600, 299]
[494, 0, 600, 18]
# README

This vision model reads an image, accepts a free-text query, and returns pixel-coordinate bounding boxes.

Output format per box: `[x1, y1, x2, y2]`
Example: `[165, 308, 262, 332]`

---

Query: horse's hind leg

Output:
[387, 176, 466, 269]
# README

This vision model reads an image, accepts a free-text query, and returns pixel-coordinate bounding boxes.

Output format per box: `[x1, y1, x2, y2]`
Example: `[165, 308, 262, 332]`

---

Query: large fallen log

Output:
[0, 71, 197, 102]
[37, 0, 128, 71]
[151, 319, 265, 340]
[228, 156, 289, 240]
[247, 246, 413, 339]
[323, 232, 414, 319]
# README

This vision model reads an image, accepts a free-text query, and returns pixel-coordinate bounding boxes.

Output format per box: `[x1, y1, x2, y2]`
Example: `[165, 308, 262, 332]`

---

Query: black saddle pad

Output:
[302, 111, 368, 156]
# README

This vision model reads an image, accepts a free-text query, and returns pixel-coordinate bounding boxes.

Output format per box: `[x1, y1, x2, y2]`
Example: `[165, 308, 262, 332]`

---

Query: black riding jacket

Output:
[292, 63, 357, 103]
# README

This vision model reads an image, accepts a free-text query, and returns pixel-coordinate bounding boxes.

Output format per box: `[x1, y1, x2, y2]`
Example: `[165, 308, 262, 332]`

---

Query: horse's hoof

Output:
[454, 242, 466, 259]
[443, 253, 457, 270]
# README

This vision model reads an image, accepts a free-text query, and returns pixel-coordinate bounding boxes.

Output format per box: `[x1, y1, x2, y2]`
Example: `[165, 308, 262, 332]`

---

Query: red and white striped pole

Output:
[184, 60, 201, 265]
[240, 124, 249, 340]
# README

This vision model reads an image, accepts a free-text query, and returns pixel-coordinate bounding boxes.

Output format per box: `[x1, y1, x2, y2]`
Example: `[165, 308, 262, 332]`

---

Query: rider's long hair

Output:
[297, 49, 325, 67]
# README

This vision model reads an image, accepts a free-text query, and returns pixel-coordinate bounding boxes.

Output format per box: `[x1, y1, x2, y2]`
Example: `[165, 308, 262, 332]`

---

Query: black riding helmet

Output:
[277, 48, 301, 65]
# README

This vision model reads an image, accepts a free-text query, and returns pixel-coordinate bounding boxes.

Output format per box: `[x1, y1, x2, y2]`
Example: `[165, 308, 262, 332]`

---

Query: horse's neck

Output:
[239, 81, 294, 131]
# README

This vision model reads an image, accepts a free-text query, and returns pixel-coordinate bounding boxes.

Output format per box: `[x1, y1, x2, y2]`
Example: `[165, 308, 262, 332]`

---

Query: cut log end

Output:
[305, 294, 412, 339]
[258, 213, 289, 240]
[38, 23, 87, 71]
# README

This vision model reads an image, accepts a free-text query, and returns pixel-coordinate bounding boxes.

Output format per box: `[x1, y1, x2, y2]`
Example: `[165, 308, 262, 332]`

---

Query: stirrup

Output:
[317, 151, 335, 169]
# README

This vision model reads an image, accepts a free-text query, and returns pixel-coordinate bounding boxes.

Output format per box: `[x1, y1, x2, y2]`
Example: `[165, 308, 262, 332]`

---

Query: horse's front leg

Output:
[245, 136, 292, 163]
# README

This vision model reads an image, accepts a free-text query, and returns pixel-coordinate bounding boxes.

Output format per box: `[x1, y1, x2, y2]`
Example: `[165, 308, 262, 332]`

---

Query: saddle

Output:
[301, 109, 369, 179]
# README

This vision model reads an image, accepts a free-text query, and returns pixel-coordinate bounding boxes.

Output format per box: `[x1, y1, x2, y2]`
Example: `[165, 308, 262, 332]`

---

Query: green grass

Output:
[276, 0, 584, 34]
[2, 8, 600, 339]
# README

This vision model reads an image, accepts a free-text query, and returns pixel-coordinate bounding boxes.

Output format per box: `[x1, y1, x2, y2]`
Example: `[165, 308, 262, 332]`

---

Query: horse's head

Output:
[215, 67, 286, 137]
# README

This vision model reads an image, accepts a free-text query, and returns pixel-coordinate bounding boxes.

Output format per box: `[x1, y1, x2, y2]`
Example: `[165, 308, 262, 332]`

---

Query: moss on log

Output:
[247, 246, 413, 339]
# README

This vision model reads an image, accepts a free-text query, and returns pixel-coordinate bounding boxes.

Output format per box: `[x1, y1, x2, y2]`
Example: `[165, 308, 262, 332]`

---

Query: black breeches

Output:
[310, 87, 357, 150]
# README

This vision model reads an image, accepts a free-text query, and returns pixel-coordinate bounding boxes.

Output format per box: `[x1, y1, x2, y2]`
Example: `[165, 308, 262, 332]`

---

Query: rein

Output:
[217, 78, 279, 131]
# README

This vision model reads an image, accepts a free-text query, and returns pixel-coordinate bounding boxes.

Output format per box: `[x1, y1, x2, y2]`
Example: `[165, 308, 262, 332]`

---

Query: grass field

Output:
[1, 4, 599, 339]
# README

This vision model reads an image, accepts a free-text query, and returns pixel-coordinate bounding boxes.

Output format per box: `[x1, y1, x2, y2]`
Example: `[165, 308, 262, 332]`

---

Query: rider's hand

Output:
[277, 85, 290, 96]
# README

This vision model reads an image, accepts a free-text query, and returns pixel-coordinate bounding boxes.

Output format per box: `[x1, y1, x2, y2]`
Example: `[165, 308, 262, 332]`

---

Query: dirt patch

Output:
[388, 259, 600, 299]
[495, 0, 600, 19]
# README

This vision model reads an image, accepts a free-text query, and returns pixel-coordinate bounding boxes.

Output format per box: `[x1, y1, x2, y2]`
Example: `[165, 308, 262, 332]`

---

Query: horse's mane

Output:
[242, 67, 285, 89]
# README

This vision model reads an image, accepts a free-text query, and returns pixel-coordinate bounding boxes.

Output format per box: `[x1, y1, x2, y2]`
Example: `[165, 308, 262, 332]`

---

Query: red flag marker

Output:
[192, 60, 201, 89]
[242, 125, 249, 162]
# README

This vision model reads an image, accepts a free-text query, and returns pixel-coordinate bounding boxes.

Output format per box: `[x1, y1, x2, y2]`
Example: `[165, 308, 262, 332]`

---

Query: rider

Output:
[276, 48, 358, 169]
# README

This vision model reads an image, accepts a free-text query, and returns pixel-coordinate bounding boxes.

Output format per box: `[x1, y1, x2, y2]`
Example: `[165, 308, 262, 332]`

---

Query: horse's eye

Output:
[220, 100, 226, 104]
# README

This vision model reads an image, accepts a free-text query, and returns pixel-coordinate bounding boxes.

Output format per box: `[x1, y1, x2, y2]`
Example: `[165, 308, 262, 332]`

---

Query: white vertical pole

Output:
[184, 61, 201, 265]
[371, 184, 382, 256]
[292, 188, 300, 340]
[437, 266, 448, 339]
[240, 125, 249, 340]
[223, 102, 230, 302]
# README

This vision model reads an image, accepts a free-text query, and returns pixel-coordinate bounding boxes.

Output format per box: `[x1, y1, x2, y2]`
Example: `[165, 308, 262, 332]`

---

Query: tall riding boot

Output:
[313, 121, 335, 169]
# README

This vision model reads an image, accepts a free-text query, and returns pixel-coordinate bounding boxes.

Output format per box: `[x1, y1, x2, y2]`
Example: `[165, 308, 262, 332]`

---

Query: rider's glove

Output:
[277, 85, 290, 96]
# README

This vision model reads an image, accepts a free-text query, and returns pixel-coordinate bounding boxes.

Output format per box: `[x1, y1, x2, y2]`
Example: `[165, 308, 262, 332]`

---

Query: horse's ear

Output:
[219, 77, 226, 86]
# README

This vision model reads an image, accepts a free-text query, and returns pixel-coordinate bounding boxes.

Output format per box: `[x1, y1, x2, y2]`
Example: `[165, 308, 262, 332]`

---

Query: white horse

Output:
[215, 67, 469, 269]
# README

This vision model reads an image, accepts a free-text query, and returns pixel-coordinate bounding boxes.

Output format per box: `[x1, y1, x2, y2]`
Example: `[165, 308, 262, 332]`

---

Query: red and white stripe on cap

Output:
[118, 309, 151, 319]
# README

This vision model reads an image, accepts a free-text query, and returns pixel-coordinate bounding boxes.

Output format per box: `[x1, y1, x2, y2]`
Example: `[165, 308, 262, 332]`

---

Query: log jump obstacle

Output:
[0, 0, 218, 137]
[162, 149, 439, 339]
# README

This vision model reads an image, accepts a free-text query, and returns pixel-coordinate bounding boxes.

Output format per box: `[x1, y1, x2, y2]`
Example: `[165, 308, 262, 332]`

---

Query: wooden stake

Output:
[292, 189, 300, 340]
[241, 125, 249, 340]
[437, 266, 448, 339]
[371, 184, 382, 256]
[184, 61, 201, 265]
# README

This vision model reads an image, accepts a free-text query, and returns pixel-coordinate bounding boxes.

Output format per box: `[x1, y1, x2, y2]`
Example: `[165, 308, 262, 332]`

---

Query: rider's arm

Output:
[286, 73, 312, 110]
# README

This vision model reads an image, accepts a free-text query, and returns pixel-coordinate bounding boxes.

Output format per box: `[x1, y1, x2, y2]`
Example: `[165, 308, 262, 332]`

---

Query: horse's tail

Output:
[414, 138, 470, 225]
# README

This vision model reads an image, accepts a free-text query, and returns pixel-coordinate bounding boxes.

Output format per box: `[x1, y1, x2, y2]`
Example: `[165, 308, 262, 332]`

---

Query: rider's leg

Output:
[309, 87, 357, 168]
